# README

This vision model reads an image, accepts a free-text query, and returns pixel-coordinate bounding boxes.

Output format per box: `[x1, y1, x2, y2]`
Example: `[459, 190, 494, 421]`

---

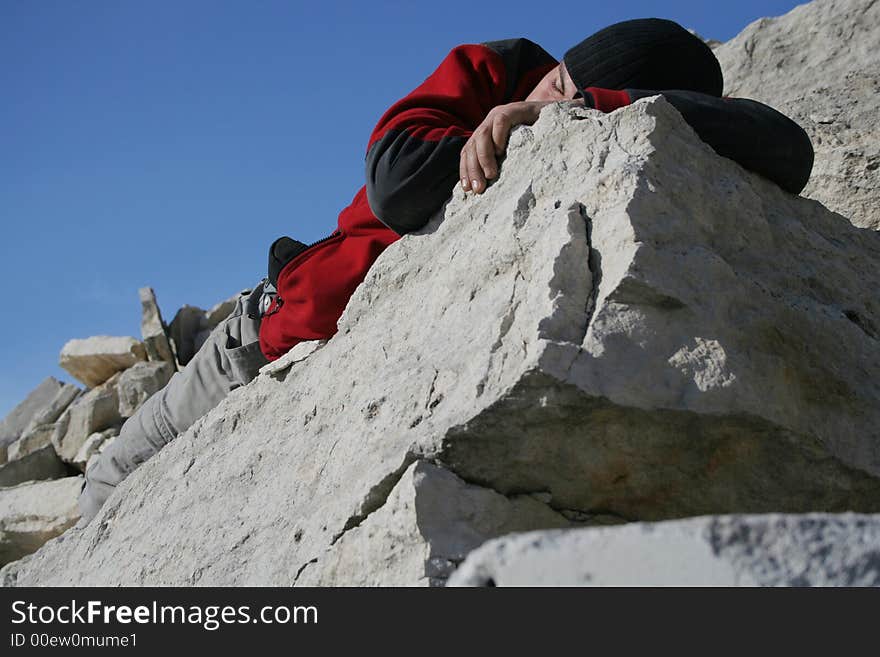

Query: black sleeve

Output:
[627, 89, 815, 195]
[364, 40, 556, 235]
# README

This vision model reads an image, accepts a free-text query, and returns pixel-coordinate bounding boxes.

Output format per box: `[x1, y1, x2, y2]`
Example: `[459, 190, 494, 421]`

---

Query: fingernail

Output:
[461, 178, 469, 190]
[472, 179, 480, 190]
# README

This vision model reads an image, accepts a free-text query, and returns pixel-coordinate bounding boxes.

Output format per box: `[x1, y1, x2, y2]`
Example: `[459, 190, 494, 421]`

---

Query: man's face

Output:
[525, 61, 579, 102]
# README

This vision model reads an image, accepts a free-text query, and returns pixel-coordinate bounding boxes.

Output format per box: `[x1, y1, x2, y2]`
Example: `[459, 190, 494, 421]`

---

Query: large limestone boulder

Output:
[117, 361, 173, 417]
[3, 98, 879, 586]
[714, 0, 880, 230]
[23, 382, 80, 434]
[7, 424, 56, 461]
[59, 336, 147, 388]
[296, 461, 571, 586]
[52, 373, 123, 467]
[448, 514, 880, 586]
[0, 446, 68, 488]
[139, 287, 176, 365]
[4, 384, 82, 464]
[0, 377, 78, 462]
[0, 477, 82, 567]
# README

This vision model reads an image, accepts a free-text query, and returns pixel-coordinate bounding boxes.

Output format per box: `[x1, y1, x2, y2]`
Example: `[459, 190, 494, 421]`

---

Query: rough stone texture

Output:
[258, 340, 327, 378]
[0, 477, 82, 567]
[3, 98, 880, 586]
[52, 373, 123, 467]
[139, 287, 176, 365]
[296, 460, 571, 586]
[5, 383, 82, 463]
[59, 336, 147, 388]
[715, 0, 880, 230]
[22, 383, 80, 436]
[0, 445, 68, 488]
[117, 361, 173, 417]
[7, 424, 55, 461]
[73, 427, 120, 472]
[448, 514, 880, 586]
[0, 377, 68, 461]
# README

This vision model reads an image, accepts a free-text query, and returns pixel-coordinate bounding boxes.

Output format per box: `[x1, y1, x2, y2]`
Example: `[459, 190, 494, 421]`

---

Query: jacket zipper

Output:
[263, 230, 344, 318]
[307, 230, 341, 248]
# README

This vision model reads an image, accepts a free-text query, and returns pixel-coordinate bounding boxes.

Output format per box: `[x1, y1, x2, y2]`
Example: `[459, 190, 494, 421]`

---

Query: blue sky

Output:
[0, 0, 806, 417]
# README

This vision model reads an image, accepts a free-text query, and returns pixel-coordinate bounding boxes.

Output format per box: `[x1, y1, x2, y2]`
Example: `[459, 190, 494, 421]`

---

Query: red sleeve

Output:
[365, 41, 556, 234]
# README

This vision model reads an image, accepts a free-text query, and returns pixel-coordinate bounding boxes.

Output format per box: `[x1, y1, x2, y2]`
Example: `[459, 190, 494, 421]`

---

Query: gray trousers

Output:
[79, 284, 269, 524]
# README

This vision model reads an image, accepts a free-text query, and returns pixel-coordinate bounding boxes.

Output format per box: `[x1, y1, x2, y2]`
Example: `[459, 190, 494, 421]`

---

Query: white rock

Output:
[3, 98, 879, 586]
[52, 373, 123, 467]
[448, 514, 880, 586]
[139, 287, 176, 365]
[0, 445, 68, 488]
[0, 377, 73, 461]
[0, 477, 82, 568]
[715, 0, 880, 230]
[7, 424, 56, 461]
[59, 336, 147, 388]
[117, 361, 173, 417]
[22, 383, 81, 436]
[296, 461, 569, 586]
[258, 340, 327, 378]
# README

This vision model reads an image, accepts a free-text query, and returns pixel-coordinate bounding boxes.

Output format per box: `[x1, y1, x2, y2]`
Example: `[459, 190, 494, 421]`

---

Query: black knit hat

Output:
[563, 18, 723, 97]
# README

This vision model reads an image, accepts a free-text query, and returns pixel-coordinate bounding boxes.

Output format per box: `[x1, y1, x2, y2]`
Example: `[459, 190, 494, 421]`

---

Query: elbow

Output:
[365, 168, 426, 236]
[365, 132, 463, 234]
[366, 170, 459, 235]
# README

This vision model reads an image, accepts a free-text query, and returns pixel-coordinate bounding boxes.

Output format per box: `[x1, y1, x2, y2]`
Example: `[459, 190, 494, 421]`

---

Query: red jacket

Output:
[258, 39, 556, 360]
[259, 38, 813, 361]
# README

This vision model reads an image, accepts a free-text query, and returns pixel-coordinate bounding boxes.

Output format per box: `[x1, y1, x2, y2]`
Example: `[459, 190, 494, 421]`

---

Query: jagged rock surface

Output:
[0, 477, 82, 567]
[52, 373, 123, 467]
[22, 384, 81, 436]
[0, 446, 68, 488]
[139, 287, 176, 365]
[7, 424, 55, 461]
[117, 361, 173, 417]
[0, 378, 76, 462]
[59, 336, 147, 388]
[4, 97, 879, 586]
[714, 0, 880, 230]
[448, 513, 880, 586]
[296, 460, 571, 586]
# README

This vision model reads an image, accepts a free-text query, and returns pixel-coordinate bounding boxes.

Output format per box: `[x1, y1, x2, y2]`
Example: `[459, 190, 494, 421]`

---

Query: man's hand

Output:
[460, 99, 583, 194]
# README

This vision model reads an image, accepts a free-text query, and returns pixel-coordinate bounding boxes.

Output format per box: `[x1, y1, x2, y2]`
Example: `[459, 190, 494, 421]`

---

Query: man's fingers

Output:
[474, 129, 498, 181]
[491, 114, 511, 156]
[465, 143, 484, 193]
[460, 145, 470, 191]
